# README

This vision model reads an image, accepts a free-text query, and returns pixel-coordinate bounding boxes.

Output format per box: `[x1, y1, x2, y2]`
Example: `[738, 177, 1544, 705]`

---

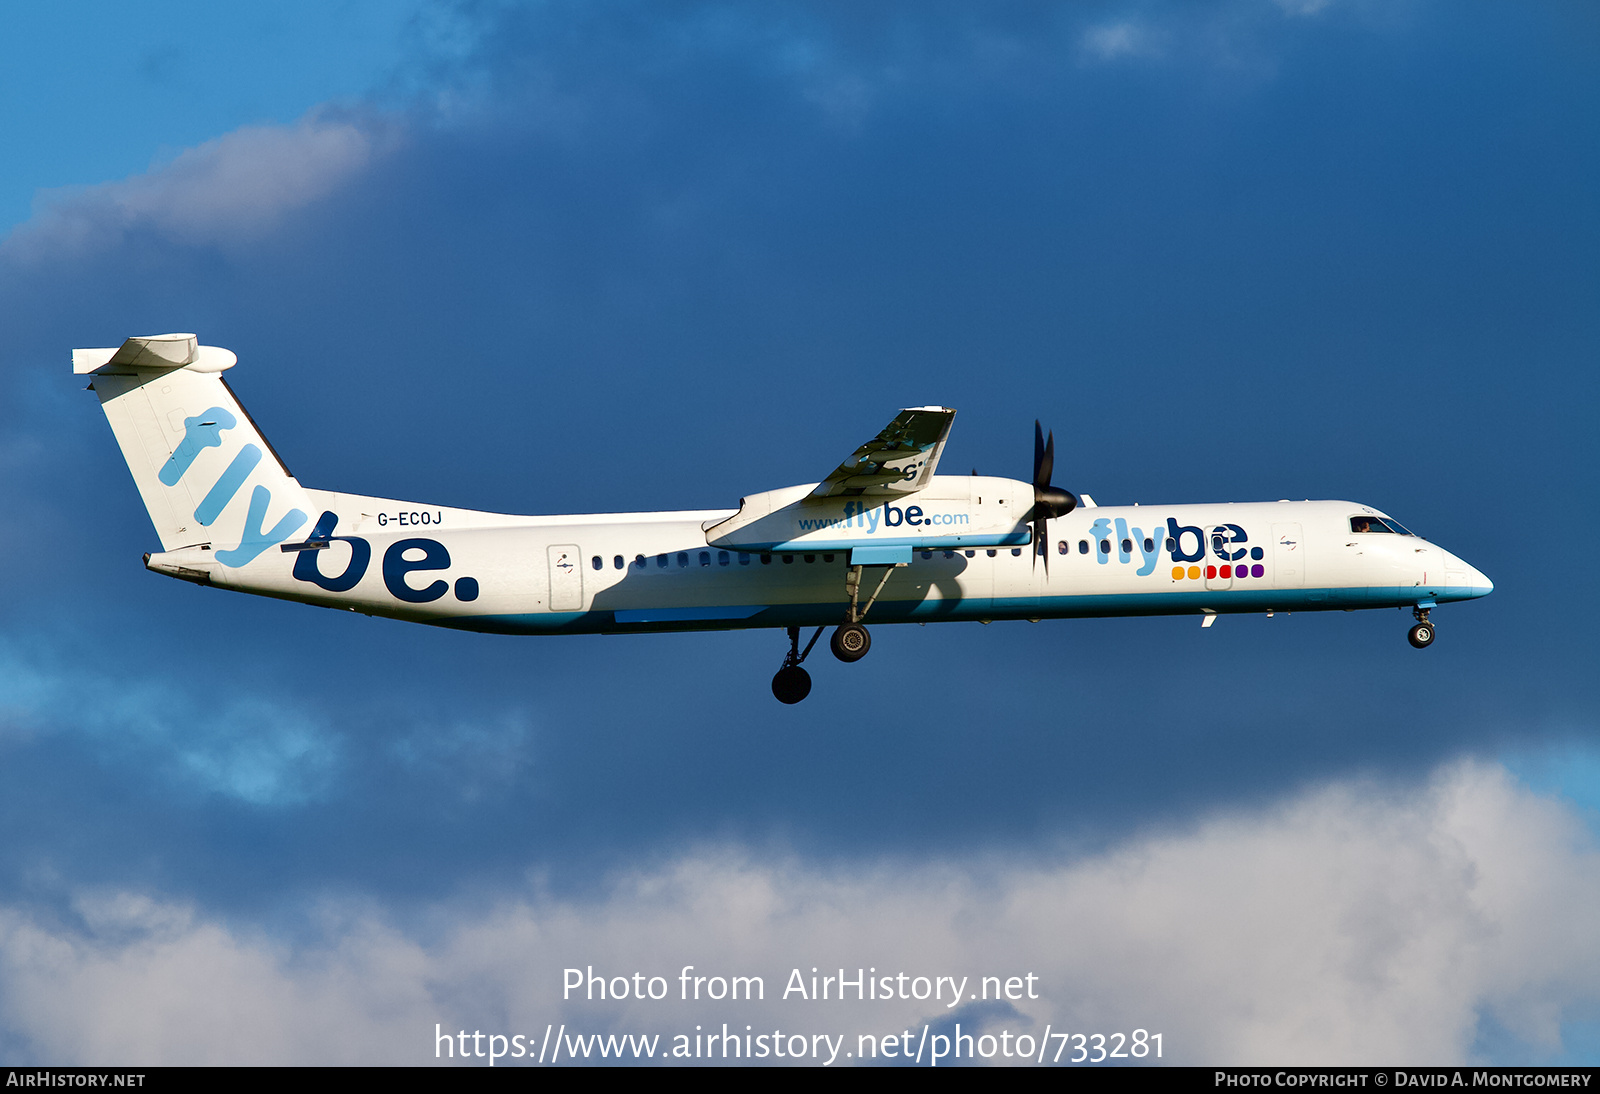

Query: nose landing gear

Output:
[1408, 605, 1435, 649]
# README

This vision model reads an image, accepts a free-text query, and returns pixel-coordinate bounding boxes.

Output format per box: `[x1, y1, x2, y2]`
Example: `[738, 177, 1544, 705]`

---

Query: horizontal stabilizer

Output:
[74, 334, 237, 375]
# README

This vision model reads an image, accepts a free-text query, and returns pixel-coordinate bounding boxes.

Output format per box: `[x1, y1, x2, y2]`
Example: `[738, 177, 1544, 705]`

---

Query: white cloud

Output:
[2, 758, 1597, 1065]
[2, 114, 391, 260]
[0, 643, 343, 806]
[1272, 0, 1336, 15]
[1080, 21, 1164, 62]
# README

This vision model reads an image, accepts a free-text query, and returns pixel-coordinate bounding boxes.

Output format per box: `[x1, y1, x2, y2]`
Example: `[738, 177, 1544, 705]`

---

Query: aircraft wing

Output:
[810, 406, 955, 497]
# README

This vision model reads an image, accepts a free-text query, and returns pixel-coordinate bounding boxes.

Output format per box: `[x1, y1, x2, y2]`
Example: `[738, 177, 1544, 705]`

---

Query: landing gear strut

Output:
[772, 624, 824, 704]
[829, 563, 897, 664]
[1408, 605, 1435, 649]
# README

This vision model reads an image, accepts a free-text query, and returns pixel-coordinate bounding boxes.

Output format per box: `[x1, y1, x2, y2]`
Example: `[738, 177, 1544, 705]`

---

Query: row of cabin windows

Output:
[592, 551, 840, 570]
[590, 547, 1029, 570]
[1049, 537, 1267, 561]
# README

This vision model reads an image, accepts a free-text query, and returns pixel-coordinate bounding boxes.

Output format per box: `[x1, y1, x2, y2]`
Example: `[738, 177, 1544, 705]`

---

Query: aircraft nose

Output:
[1453, 555, 1494, 598]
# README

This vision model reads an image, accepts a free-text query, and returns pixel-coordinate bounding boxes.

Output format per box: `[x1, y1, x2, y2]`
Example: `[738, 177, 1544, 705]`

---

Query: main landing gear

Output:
[831, 622, 871, 662]
[772, 625, 823, 704]
[1408, 605, 1435, 649]
[770, 563, 899, 702]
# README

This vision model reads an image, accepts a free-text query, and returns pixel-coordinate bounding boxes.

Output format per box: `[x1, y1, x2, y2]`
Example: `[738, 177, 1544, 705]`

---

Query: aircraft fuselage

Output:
[146, 488, 1492, 635]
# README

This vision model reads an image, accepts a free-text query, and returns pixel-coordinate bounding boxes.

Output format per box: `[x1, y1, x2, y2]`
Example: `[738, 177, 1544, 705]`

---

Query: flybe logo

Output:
[163, 407, 307, 567]
[795, 501, 971, 533]
[289, 512, 481, 604]
[1085, 517, 1269, 582]
[163, 406, 480, 602]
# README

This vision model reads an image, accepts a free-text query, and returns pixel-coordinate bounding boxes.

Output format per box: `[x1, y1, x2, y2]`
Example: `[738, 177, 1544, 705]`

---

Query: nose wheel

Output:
[1408, 606, 1435, 649]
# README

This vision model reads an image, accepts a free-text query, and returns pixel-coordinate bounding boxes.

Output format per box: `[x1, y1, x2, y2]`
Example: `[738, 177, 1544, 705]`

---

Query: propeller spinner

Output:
[1032, 421, 1078, 574]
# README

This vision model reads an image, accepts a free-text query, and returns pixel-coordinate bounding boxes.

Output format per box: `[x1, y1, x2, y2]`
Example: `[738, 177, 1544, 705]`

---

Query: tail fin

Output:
[77, 334, 311, 566]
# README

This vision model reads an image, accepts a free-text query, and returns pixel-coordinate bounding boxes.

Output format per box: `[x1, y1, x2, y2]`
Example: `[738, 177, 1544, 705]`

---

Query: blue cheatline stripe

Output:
[456, 585, 1486, 636]
[194, 444, 262, 526]
[613, 605, 767, 623]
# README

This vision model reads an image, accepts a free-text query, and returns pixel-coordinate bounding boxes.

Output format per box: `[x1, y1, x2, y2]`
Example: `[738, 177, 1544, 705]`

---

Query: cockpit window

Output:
[1350, 516, 1412, 535]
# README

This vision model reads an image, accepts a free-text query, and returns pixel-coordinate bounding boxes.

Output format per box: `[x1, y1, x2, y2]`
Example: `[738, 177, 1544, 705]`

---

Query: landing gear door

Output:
[1272, 523, 1304, 588]
[547, 544, 584, 612]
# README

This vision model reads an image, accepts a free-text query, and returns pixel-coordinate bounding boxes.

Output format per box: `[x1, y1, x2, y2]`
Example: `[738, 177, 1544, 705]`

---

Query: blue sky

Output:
[1, 0, 1597, 1066]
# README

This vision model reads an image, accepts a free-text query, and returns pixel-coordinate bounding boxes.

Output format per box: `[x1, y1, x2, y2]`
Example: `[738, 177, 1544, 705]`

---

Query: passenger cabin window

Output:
[699, 551, 711, 566]
[677, 552, 688, 568]
[1121, 539, 1132, 554]
[1058, 540, 1068, 555]
[1011, 548, 1022, 556]
[657, 553, 668, 568]
[1100, 540, 1111, 554]
[1079, 540, 1089, 554]
[739, 552, 751, 565]
[718, 551, 730, 566]
[761, 554, 772, 565]
[613, 555, 624, 570]
[634, 554, 646, 569]
[591, 555, 602, 570]
[1144, 538, 1154, 552]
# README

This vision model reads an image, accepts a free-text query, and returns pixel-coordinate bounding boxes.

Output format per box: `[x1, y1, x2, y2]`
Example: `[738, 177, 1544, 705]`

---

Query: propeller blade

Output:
[1030, 420, 1078, 523]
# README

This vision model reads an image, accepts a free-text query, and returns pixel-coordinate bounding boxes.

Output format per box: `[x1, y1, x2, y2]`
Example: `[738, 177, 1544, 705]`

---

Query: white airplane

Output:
[77, 334, 1494, 703]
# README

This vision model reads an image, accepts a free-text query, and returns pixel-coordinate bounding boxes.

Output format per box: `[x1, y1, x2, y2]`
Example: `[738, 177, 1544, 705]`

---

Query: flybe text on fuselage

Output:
[1077, 516, 1264, 578]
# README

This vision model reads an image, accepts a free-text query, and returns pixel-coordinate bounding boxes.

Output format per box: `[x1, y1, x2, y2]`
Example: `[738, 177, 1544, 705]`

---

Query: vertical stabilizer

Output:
[78, 335, 311, 565]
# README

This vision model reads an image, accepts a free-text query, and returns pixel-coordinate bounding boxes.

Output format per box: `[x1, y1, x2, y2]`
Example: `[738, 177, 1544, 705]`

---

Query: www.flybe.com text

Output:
[794, 502, 970, 533]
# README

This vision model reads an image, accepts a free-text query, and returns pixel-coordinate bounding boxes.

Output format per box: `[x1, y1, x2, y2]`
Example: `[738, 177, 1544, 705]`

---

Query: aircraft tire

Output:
[831, 623, 871, 663]
[1408, 622, 1435, 649]
[772, 665, 812, 704]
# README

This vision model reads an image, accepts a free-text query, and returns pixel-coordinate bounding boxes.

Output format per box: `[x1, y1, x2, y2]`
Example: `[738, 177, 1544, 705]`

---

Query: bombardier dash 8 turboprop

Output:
[79, 334, 1493, 703]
